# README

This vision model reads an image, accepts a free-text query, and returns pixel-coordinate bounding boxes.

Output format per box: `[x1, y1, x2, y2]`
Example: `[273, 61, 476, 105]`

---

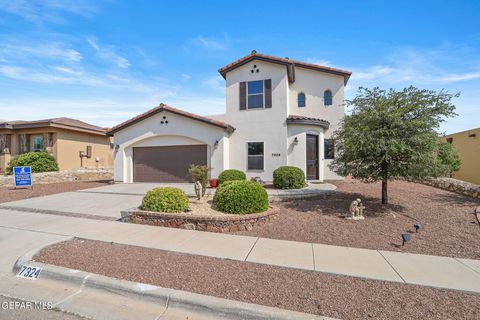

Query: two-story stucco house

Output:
[108, 52, 351, 183]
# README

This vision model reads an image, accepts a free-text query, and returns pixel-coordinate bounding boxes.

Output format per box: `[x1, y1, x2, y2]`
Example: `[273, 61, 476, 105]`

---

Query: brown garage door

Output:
[133, 145, 207, 183]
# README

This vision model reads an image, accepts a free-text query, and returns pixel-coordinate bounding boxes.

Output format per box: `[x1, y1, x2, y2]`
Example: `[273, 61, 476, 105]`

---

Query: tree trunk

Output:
[381, 179, 388, 204]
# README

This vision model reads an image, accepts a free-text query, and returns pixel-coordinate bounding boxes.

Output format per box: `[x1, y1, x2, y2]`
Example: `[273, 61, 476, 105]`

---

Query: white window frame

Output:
[247, 141, 265, 171]
[247, 80, 265, 110]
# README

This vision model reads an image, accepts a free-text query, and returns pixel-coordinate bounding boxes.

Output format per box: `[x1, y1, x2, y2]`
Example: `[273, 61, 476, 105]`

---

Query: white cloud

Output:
[202, 75, 224, 93]
[1, 43, 82, 62]
[306, 59, 331, 66]
[348, 47, 480, 87]
[0, 0, 98, 24]
[190, 35, 229, 51]
[87, 37, 130, 69]
[181, 73, 192, 81]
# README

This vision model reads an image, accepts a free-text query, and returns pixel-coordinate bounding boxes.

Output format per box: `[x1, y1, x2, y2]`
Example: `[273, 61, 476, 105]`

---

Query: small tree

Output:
[188, 164, 210, 196]
[330, 86, 458, 204]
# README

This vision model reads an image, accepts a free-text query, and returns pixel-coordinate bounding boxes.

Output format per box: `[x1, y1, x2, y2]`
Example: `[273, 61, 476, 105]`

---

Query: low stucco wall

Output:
[0, 168, 113, 186]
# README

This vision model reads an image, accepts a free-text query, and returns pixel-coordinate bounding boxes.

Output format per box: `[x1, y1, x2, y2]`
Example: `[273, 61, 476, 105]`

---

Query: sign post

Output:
[13, 166, 33, 189]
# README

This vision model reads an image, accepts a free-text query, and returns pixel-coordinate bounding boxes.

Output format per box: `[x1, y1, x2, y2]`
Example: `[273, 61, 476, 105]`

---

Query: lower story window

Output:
[247, 142, 264, 170]
[324, 139, 334, 159]
[33, 135, 44, 152]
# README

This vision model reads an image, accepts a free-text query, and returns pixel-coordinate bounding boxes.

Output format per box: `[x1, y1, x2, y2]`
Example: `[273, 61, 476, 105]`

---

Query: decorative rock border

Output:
[121, 206, 279, 233]
[418, 177, 480, 199]
[0, 167, 113, 186]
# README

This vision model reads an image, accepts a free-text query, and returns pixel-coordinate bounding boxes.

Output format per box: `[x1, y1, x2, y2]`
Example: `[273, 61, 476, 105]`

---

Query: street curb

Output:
[14, 259, 335, 320]
[12, 235, 74, 274]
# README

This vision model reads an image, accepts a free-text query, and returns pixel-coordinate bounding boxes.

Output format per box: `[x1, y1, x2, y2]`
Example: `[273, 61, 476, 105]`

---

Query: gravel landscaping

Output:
[0, 181, 111, 203]
[34, 239, 480, 320]
[234, 178, 480, 259]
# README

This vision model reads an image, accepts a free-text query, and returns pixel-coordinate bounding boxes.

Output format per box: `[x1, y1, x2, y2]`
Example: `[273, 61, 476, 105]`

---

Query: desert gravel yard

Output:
[0, 181, 111, 203]
[34, 239, 480, 320]
[236, 178, 480, 259]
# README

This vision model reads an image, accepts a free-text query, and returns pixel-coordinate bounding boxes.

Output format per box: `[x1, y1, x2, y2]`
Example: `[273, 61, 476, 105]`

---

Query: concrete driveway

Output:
[0, 183, 208, 220]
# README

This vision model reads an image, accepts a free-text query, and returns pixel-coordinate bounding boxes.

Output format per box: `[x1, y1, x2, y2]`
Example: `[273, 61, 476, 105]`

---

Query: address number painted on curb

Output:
[17, 265, 42, 280]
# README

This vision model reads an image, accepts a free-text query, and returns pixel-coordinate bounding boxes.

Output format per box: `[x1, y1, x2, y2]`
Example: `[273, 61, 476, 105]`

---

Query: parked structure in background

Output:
[442, 127, 480, 185]
[0, 117, 113, 173]
[109, 51, 351, 183]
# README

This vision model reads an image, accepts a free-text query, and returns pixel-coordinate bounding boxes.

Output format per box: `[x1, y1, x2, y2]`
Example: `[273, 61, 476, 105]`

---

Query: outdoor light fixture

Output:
[115, 144, 120, 151]
[402, 233, 411, 246]
[293, 137, 299, 145]
[414, 223, 422, 233]
[214, 140, 219, 148]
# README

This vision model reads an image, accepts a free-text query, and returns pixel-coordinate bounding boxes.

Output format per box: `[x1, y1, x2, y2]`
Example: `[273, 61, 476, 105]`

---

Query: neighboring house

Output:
[0, 117, 114, 172]
[108, 51, 351, 183]
[442, 127, 480, 185]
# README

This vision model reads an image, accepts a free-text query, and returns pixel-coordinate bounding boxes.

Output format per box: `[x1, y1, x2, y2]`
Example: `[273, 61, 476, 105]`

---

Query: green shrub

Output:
[213, 180, 269, 214]
[217, 169, 246, 185]
[188, 164, 210, 196]
[273, 166, 305, 189]
[7, 152, 59, 173]
[141, 187, 189, 213]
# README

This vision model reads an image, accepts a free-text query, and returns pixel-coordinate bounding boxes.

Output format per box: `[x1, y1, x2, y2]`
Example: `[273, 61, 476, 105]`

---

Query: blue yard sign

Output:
[13, 166, 32, 188]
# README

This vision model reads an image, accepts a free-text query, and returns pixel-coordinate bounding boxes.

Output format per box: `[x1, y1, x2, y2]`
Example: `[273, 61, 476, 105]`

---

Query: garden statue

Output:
[194, 181, 203, 200]
[347, 198, 365, 220]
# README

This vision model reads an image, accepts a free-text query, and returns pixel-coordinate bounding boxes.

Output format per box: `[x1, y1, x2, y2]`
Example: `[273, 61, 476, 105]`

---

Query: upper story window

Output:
[324, 90, 333, 106]
[33, 135, 44, 152]
[247, 80, 264, 109]
[239, 79, 272, 110]
[297, 92, 306, 107]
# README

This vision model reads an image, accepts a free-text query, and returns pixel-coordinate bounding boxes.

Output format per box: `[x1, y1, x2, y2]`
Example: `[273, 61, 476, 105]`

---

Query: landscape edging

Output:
[121, 206, 279, 232]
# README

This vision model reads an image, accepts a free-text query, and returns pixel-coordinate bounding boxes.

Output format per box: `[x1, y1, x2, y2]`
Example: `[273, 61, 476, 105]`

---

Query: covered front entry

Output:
[133, 145, 207, 182]
[306, 134, 319, 180]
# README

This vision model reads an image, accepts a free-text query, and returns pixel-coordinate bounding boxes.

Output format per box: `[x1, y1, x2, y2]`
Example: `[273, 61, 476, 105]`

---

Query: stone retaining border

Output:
[418, 177, 480, 199]
[0, 167, 113, 186]
[121, 206, 279, 233]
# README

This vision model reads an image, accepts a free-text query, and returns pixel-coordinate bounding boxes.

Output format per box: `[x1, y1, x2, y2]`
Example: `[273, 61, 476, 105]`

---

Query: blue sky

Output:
[0, 0, 479, 134]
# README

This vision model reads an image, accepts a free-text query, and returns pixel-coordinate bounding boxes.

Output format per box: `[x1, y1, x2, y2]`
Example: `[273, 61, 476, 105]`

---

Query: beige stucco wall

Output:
[443, 128, 480, 185]
[56, 130, 113, 170]
[112, 110, 229, 183]
[0, 127, 112, 172]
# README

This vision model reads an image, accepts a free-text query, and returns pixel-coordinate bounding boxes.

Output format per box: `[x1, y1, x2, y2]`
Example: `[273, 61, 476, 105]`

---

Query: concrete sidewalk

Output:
[1, 208, 480, 294]
[0, 227, 329, 320]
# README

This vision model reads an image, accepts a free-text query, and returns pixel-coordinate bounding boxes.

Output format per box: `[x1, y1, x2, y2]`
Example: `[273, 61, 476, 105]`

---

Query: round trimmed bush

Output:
[273, 166, 305, 189]
[217, 169, 246, 185]
[7, 152, 59, 173]
[141, 187, 189, 213]
[213, 180, 269, 214]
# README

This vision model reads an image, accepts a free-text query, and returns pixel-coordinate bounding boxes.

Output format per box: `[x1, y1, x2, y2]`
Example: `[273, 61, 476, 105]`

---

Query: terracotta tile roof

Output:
[107, 103, 235, 135]
[286, 115, 330, 129]
[218, 51, 352, 84]
[0, 117, 106, 135]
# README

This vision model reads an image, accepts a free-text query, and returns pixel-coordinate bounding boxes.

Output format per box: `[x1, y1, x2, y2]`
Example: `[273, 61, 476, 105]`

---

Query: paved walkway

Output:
[0, 182, 336, 220]
[0, 208, 479, 294]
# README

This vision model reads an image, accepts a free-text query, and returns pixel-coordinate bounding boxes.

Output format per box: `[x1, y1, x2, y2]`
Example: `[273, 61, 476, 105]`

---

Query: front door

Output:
[306, 134, 319, 180]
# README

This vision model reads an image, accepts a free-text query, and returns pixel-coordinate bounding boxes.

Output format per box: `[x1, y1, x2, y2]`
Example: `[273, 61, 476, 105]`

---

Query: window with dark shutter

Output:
[239, 82, 246, 110]
[264, 79, 272, 108]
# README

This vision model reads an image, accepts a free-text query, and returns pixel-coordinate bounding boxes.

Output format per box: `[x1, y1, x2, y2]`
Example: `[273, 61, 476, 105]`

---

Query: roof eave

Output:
[286, 118, 330, 129]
